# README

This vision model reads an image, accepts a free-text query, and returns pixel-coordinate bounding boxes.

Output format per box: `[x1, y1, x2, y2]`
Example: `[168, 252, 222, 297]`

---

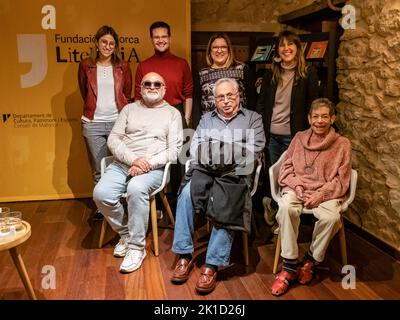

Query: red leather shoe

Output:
[171, 258, 193, 283]
[271, 270, 298, 296]
[298, 260, 315, 285]
[195, 266, 217, 294]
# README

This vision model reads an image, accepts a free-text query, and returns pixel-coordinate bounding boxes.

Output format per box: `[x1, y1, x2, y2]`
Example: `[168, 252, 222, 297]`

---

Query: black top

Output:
[255, 66, 319, 143]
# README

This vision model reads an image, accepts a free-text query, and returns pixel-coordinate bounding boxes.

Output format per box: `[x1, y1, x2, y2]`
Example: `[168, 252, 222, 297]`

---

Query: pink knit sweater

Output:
[278, 127, 352, 201]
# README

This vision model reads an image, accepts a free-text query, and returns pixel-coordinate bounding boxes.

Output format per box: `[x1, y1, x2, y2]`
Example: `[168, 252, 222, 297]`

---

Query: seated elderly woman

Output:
[271, 98, 352, 296]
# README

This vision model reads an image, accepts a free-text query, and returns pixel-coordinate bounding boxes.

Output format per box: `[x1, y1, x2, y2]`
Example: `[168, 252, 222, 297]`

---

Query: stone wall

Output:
[336, 0, 400, 250]
[192, 0, 276, 29]
[191, 0, 313, 31]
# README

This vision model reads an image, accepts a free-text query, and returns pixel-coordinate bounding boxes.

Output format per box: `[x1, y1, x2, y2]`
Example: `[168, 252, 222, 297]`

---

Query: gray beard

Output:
[142, 93, 163, 104]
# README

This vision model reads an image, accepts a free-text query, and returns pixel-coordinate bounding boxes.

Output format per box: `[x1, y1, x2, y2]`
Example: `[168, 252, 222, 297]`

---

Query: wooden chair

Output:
[269, 151, 358, 274]
[185, 158, 263, 266]
[97, 156, 174, 256]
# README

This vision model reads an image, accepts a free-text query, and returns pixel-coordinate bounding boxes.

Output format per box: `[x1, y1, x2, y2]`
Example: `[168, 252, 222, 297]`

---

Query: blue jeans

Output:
[172, 181, 234, 267]
[93, 162, 163, 250]
[82, 121, 115, 184]
[268, 133, 292, 165]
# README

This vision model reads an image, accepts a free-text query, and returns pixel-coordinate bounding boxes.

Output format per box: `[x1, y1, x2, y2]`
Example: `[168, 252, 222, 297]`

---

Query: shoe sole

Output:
[171, 275, 189, 283]
[195, 283, 216, 294]
[113, 251, 127, 258]
[119, 251, 147, 273]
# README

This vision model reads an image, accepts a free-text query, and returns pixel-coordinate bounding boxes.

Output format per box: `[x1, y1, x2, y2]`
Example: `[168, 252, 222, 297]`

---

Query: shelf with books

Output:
[248, 31, 338, 102]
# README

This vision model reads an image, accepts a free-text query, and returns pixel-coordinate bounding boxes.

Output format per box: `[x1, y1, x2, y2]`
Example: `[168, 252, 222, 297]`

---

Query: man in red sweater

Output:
[134, 21, 193, 127]
[271, 98, 352, 296]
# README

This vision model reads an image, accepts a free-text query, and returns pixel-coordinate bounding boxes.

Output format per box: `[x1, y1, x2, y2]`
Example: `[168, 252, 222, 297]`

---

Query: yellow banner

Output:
[0, 0, 191, 202]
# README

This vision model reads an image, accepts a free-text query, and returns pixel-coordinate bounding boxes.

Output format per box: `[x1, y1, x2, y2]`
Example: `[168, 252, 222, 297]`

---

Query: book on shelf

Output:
[250, 45, 272, 62]
[306, 40, 328, 59]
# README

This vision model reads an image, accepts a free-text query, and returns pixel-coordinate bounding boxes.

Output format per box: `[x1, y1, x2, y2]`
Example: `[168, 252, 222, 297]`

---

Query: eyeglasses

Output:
[310, 114, 331, 122]
[211, 45, 228, 52]
[215, 92, 238, 102]
[141, 81, 164, 89]
[100, 39, 116, 48]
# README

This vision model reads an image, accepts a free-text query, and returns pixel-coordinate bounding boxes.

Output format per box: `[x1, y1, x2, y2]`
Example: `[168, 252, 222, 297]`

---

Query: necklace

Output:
[303, 148, 321, 175]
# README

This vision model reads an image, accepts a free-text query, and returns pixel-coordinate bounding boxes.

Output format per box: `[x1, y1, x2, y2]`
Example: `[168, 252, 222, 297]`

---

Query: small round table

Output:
[0, 221, 37, 299]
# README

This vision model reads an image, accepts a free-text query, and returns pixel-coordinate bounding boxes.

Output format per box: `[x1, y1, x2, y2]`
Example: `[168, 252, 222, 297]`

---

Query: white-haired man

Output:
[171, 78, 265, 294]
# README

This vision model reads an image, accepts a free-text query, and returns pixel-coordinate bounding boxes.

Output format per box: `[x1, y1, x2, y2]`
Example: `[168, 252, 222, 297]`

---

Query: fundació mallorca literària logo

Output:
[16, 5, 55, 88]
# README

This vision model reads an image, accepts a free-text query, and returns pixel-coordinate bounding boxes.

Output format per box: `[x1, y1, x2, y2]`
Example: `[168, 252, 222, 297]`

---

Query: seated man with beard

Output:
[94, 72, 183, 273]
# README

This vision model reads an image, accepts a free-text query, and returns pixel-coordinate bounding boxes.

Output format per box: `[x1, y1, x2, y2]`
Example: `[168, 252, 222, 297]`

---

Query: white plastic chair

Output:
[185, 158, 262, 266]
[269, 150, 358, 274]
[98, 156, 174, 257]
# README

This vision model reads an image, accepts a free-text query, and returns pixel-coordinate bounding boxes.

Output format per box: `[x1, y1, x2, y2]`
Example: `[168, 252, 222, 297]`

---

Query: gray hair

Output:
[309, 98, 336, 115]
[213, 78, 240, 97]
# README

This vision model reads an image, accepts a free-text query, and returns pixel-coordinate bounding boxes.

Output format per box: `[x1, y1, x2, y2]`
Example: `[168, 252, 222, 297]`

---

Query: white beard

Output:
[142, 91, 163, 104]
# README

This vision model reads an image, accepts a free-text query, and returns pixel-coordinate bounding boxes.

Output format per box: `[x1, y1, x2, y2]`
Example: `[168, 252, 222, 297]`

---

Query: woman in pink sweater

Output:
[271, 98, 352, 296]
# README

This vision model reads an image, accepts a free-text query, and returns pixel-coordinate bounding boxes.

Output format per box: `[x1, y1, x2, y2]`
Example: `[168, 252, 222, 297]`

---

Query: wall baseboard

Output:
[344, 219, 400, 261]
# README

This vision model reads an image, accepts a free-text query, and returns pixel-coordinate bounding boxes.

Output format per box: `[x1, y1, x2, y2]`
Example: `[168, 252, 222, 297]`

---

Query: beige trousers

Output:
[276, 190, 342, 262]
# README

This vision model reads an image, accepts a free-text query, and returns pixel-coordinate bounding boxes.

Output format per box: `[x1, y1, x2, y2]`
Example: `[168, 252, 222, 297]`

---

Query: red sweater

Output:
[134, 51, 193, 106]
[278, 128, 352, 201]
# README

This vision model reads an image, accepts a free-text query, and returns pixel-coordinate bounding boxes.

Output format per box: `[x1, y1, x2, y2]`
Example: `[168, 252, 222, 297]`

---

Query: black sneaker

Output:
[93, 210, 104, 221]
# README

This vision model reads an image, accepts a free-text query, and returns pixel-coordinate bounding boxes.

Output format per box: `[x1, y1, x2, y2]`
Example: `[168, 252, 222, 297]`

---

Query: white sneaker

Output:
[113, 236, 129, 257]
[262, 197, 277, 226]
[119, 249, 147, 273]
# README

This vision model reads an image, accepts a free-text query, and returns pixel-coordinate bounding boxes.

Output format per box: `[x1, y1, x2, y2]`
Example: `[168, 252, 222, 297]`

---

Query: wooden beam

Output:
[191, 22, 281, 33]
[279, 0, 346, 24]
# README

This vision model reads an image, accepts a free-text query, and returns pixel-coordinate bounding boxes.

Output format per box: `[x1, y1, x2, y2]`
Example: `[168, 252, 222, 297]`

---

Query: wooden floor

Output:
[1, 198, 400, 300]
